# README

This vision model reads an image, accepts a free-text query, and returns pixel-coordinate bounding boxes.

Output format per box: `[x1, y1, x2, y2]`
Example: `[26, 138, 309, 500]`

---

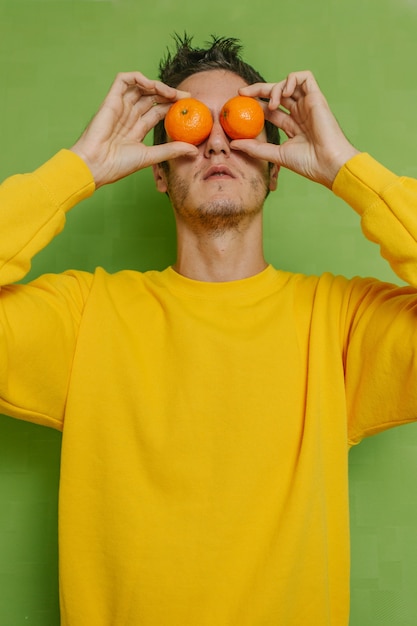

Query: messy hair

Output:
[153, 33, 280, 148]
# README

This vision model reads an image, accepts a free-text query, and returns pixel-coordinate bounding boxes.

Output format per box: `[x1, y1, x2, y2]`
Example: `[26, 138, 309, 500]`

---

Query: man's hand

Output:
[70, 72, 198, 188]
[231, 71, 360, 189]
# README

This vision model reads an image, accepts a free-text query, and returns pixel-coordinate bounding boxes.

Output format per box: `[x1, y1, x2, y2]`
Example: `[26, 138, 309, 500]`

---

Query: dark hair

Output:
[153, 33, 280, 148]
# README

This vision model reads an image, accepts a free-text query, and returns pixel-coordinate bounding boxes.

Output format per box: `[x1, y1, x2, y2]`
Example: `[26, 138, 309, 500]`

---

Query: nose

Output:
[203, 119, 231, 157]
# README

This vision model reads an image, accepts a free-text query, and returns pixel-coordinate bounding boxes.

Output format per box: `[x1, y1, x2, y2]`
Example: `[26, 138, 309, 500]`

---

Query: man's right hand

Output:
[70, 72, 198, 189]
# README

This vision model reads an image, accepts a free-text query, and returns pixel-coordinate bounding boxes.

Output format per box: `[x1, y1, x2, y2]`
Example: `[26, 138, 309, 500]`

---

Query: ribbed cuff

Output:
[332, 152, 399, 216]
[33, 149, 95, 213]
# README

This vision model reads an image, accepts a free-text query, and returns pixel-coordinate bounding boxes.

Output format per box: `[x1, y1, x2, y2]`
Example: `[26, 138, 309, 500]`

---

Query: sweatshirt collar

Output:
[156, 264, 285, 300]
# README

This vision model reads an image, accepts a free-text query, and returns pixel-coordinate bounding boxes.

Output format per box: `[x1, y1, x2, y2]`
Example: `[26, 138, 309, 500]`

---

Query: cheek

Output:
[245, 158, 270, 186]
[245, 161, 271, 198]
[166, 173, 191, 206]
[249, 173, 270, 198]
[166, 156, 203, 182]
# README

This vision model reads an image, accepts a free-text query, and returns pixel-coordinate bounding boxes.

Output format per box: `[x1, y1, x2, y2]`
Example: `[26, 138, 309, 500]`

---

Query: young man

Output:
[1, 35, 417, 625]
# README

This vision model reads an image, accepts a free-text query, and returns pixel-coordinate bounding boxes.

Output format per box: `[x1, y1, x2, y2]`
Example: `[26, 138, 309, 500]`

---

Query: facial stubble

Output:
[165, 168, 271, 237]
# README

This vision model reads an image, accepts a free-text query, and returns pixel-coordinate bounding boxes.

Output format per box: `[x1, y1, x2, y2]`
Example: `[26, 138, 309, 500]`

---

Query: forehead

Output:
[178, 70, 248, 107]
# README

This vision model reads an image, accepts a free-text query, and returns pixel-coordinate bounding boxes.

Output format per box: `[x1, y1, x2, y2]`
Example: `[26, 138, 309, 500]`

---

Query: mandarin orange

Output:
[220, 96, 264, 140]
[164, 98, 213, 145]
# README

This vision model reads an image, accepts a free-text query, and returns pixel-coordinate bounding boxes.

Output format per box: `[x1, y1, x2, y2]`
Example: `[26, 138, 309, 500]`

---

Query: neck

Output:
[173, 213, 267, 282]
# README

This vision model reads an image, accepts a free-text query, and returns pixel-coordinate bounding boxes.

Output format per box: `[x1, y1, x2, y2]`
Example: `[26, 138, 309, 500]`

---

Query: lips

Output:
[203, 165, 235, 180]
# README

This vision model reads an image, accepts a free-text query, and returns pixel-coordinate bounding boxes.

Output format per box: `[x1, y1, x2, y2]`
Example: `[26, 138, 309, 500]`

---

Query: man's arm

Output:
[0, 150, 94, 286]
[0, 71, 198, 426]
[0, 72, 198, 286]
[70, 72, 198, 188]
[333, 152, 417, 287]
[232, 71, 417, 441]
[230, 70, 360, 188]
[233, 70, 417, 287]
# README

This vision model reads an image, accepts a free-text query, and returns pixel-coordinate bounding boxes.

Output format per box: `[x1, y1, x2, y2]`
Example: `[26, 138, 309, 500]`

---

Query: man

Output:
[1, 35, 417, 625]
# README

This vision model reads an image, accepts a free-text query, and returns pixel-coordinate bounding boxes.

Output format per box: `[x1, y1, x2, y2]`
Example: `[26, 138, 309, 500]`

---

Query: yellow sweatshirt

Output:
[1, 150, 417, 625]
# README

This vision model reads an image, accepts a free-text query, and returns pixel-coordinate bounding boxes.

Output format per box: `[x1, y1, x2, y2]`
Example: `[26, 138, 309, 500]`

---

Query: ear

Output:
[152, 163, 169, 193]
[268, 164, 280, 192]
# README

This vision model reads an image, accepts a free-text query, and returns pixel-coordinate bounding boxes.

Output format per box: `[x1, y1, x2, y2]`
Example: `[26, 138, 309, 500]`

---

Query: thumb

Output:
[230, 139, 281, 164]
[144, 142, 199, 167]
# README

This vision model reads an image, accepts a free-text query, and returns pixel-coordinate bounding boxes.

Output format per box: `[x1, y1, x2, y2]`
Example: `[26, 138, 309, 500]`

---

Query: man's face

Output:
[153, 69, 278, 234]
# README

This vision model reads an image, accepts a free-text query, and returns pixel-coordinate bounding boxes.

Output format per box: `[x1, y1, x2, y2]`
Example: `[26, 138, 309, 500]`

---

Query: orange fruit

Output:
[164, 98, 213, 145]
[220, 96, 264, 140]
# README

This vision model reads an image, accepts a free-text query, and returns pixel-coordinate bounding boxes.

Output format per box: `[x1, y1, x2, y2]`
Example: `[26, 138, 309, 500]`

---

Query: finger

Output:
[265, 108, 299, 139]
[134, 95, 171, 114]
[239, 81, 296, 112]
[239, 81, 287, 109]
[105, 72, 179, 107]
[125, 73, 177, 100]
[173, 89, 192, 101]
[137, 89, 192, 112]
[131, 102, 172, 141]
[109, 72, 160, 98]
[252, 100, 299, 138]
[117, 96, 178, 140]
[230, 138, 281, 164]
[116, 94, 185, 144]
[133, 77, 191, 103]
[122, 84, 144, 107]
[144, 142, 199, 167]
[279, 96, 298, 113]
[240, 72, 321, 110]
[282, 71, 320, 99]
[148, 78, 184, 100]
[117, 83, 191, 125]
[239, 81, 281, 99]
[271, 72, 320, 109]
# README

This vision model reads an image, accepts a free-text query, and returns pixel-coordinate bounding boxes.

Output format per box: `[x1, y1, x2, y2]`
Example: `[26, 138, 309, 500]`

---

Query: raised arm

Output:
[0, 71, 201, 426]
[232, 71, 417, 287]
[0, 71, 199, 285]
[70, 71, 198, 188]
[231, 70, 359, 188]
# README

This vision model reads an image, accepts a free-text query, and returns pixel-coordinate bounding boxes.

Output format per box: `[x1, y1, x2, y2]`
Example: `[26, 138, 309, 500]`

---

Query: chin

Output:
[191, 199, 262, 234]
[200, 197, 243, 213]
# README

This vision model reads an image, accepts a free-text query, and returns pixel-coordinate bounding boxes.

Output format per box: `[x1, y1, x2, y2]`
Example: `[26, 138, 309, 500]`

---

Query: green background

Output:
[1, 0, 417, 623]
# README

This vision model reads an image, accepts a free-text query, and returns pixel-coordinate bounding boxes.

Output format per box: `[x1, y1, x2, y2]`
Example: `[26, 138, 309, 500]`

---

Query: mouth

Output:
[203, 165, 235, 180]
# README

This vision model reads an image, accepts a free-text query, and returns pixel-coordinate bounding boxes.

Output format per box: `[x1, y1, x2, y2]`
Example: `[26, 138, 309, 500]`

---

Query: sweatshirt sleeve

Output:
[0, 149, 95, 286]
[330, 154, 417, 441]
[0, 151, 95, 429]
[332, 152, 417, 287]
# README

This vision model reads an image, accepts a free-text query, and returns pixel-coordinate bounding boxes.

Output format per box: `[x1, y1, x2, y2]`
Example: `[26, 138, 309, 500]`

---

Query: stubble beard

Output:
[166, 172, 270, 238]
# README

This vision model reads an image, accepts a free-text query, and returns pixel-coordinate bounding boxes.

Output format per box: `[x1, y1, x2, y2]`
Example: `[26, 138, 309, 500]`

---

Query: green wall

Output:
[1, 0, 417, 623]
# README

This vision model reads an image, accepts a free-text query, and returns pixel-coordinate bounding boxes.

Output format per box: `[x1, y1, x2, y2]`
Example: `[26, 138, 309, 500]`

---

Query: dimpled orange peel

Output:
[220, 95, 265, 140]
[164, 98, 214, 145]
